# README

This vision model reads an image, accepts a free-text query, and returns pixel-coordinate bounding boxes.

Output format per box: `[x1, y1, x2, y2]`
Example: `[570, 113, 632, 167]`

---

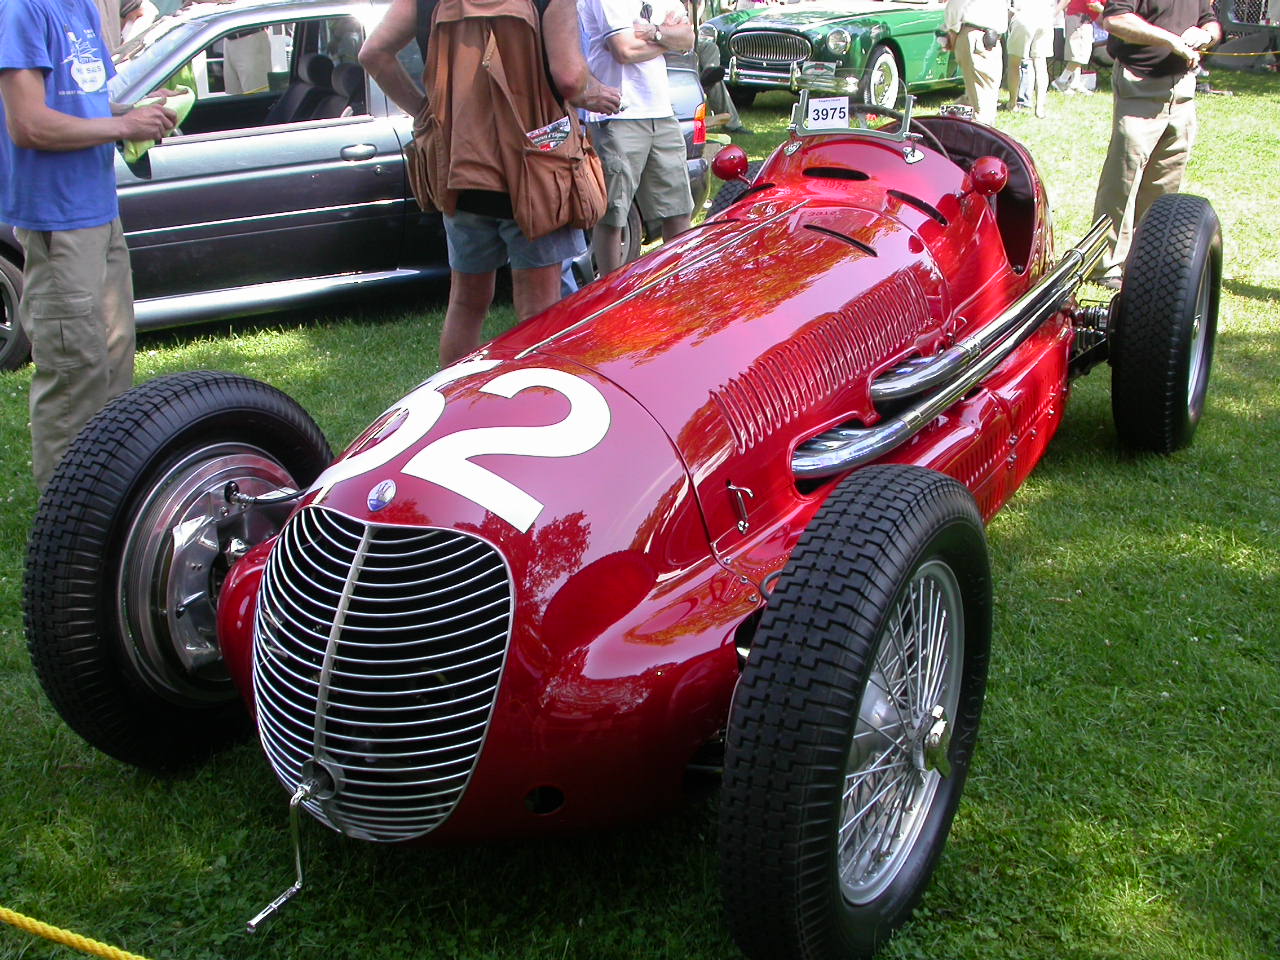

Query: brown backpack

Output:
[405, 0, 606, 240]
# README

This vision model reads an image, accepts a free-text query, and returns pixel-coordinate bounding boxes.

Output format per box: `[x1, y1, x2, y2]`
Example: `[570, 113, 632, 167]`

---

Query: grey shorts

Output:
[444, 210, 586, 273]
[589, 116, 694, 228]
[1064, 15, 1094, 66]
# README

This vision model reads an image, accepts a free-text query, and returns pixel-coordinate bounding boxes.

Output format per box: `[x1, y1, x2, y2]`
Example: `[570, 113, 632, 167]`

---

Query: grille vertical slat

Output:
[730, 31, 812, 64]
[254, 505, 513, 842]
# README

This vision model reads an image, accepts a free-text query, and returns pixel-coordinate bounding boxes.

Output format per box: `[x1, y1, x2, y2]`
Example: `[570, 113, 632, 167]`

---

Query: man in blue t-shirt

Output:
[0, 0, 174, 489]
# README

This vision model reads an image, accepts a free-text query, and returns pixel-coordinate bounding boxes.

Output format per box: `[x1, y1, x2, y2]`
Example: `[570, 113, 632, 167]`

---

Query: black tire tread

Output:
[719, 465, 991, 960]
[24, 371, 331, 770]
[0, 252, 30, 372]
[1110, 193, 1221, 454]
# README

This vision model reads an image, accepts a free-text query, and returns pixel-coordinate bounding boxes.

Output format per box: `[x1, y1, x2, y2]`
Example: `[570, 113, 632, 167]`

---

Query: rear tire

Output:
[1110, 193, 1221, 453]
[0, 252, 30, 371]
[24, 371, 331, 770]
[720, 465, 991, 960]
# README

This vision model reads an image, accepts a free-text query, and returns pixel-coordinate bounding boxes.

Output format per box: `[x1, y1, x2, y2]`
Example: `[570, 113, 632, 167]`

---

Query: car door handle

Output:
[340, 144, 377, 161]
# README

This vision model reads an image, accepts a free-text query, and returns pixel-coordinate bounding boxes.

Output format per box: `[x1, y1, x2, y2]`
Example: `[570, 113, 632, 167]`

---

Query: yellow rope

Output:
[0, 905, 153, 960]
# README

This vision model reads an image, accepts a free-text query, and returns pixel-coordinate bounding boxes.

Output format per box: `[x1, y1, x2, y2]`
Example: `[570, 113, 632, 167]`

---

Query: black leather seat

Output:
[263, 53, 334, 126]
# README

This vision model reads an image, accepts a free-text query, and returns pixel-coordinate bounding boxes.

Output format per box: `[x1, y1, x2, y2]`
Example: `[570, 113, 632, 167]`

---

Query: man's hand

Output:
[1181, 24, 1214, 50]
[569, 75, 622, 114]
[119, 102, 178, 141]
[1086, 1, 1104, 14]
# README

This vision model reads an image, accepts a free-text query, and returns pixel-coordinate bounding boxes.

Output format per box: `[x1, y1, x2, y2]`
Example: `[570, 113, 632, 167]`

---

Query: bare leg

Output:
[1006, 52, 1021, 108]
[439, 270, 495, 367]
[593, 222, 625, 276]
[660, 215, 690, 243]
[511, 263, 564, 322]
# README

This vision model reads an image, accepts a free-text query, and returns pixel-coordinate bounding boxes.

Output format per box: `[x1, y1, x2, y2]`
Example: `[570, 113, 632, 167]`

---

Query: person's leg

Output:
[1006, 51, 1022, 108]
[439, 270, 496, 366]
[592, 222, 627, 275]
[1135, 87, 1197, 225]
[956, 31, 980, 113]
[1033, 55, 1049, 117]
[16, 222, 122, 490]
[969, 33, 1003, 123]
[589, 120, 645, 276]
[102, 218, 136, 401]
[1091, 66, 1169, 282]
[511, 264, 563, 321]
[635, 116, 695, 245]
[660, 215, 691, 242]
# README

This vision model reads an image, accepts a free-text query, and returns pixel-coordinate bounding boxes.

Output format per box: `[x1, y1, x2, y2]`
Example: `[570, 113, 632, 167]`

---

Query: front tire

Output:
[24, 371, 331, 770]
[727, 84, 757, 108]
[0, 252, 30, 371]
[707, 160, 764, 218]
[719, 465, 992, 960]
[1110, 193, 1221, 453]
[862, 45, 901, 109]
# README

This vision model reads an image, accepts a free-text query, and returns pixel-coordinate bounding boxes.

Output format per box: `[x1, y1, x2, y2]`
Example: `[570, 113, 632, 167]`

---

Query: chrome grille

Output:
[730, 31, 812, 64]
[253, 505, 512, 842]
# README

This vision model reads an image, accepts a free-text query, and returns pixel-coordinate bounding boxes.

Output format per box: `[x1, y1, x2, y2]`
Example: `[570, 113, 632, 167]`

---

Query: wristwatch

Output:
[653, 29, 663, 44]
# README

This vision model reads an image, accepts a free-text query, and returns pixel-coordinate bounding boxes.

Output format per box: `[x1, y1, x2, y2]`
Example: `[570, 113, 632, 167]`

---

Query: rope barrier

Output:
[0, 905, 154, 960]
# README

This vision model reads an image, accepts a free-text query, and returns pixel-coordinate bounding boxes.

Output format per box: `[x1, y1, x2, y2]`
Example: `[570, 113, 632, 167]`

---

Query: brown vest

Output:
[413, 0, 606, 239]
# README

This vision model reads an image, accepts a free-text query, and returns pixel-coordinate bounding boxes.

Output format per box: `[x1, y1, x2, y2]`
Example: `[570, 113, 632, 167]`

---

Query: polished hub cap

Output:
[839, 560, 964, 904]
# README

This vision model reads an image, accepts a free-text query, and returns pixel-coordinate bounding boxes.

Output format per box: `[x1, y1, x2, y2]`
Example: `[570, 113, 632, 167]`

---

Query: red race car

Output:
[25, 96, 1220, 960]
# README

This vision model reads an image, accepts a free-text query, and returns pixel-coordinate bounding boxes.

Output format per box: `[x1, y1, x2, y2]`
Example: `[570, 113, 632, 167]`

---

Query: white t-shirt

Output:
[578, 0, 684, 122]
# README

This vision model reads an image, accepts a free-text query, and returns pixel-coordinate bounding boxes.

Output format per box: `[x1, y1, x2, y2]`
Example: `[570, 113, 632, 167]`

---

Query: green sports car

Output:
[698, 0, 962, 109]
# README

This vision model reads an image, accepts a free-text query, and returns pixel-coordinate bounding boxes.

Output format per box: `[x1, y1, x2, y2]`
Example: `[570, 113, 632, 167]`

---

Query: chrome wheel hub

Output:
[839, 560, 964, 904]
[116, 443, 298, 704]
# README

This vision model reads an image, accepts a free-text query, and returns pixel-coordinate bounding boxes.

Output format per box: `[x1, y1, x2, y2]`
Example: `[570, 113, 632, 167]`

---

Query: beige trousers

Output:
[1091, 64, 1198, 281]
[956, 26, 1003, 124]
[16, 220, 135, 490]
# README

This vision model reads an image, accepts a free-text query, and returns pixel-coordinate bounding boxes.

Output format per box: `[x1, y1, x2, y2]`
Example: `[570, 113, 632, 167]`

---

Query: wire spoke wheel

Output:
[839, 560, 963, 904]
[720, 466, 990, 960]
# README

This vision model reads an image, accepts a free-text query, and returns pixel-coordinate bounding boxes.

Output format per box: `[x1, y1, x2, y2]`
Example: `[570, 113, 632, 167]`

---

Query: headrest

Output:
[332, 63, 365, 99]
[300, 53, 334, 87]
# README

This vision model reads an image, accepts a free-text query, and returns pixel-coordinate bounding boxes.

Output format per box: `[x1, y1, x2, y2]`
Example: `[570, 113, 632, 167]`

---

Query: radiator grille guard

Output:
[253, 505, 513, 842]
[730, 31, 812, 65]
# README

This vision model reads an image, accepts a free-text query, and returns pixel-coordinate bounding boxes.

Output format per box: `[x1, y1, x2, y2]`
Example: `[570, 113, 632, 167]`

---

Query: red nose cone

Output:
[971, 156, 1009, 197]
[711, 145, 750, 183]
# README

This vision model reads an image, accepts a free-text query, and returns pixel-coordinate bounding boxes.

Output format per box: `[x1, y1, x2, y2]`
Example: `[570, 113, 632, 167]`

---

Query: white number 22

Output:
[402, 367, 610, 532]
[310, 361, 611, 533]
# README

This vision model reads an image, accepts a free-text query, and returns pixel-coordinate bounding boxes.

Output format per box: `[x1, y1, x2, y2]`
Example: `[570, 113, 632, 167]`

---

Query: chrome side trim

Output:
[792, 217, 1109, 479]
[870, 217, 1109, 403]
[133, 267, 446, 329]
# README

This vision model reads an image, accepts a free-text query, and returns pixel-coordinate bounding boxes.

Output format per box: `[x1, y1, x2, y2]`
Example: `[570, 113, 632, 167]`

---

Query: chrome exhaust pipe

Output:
[792, 217, 1109, 479]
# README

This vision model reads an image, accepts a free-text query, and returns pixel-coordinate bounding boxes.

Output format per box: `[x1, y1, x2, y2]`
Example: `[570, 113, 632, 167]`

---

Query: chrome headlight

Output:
[827, 28, 851, 55]
[698, 22, 719, 44]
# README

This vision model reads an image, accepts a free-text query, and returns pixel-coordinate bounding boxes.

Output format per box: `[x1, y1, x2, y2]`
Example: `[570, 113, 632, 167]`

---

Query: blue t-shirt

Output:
[0, 0, 119, 231]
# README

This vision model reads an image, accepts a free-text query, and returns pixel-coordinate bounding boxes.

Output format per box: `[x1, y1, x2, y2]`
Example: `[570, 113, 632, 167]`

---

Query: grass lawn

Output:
[1, 71, 1277, 960]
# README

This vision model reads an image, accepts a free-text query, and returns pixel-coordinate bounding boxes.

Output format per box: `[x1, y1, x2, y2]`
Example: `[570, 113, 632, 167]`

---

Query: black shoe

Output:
[727, 125, 753, 134]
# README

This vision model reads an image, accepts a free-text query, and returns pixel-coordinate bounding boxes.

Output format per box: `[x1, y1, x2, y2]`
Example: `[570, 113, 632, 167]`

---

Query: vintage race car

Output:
[24, 96, 1220, 959]
[699, 0, 962, 109]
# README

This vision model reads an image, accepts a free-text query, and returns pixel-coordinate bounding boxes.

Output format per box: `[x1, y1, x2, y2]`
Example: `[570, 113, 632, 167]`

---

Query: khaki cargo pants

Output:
[1091, 64, 1198, 283]
[16, 219, 135, 491]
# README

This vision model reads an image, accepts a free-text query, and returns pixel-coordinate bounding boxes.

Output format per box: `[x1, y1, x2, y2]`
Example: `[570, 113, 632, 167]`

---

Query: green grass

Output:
[2, 71, 1279, 960]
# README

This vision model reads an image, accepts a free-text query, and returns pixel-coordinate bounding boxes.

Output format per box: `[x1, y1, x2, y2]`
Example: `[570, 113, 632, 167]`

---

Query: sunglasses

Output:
[640, 3, 652, 18]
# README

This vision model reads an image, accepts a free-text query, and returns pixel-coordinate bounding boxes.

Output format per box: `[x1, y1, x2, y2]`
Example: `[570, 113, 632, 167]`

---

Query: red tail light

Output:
[693, 103, 706, 147]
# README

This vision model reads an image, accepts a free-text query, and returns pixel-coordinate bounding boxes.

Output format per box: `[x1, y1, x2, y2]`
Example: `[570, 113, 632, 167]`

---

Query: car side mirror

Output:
[712, 145, 750, 184]
[969, 156, 1008, 197]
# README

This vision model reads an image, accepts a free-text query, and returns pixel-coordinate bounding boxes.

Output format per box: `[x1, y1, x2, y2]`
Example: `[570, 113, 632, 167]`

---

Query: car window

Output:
[157, 17, 370, 138]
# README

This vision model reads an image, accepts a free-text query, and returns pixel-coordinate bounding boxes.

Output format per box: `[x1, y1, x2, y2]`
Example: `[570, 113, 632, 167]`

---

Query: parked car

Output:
[0, 0, 709, 371]
[699, 0, 962, 109]
[25, 96, 1220, 959]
